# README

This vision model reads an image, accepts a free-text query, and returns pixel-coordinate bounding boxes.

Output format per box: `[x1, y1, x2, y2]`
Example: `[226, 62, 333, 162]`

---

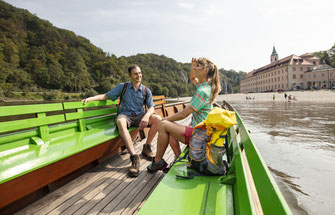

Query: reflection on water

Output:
[229, 101, 335, 215]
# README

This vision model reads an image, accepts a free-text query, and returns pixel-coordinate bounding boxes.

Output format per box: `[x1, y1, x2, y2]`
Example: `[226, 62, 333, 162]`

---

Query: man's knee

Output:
[116, 116, 127, 128]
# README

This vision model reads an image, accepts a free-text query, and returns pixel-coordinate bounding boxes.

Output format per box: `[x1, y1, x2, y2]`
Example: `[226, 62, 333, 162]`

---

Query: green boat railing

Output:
[138, 100, 292, 215]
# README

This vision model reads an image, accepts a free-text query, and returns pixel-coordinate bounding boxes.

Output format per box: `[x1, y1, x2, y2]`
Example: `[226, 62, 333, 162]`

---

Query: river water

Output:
[226, 101, 335, 215]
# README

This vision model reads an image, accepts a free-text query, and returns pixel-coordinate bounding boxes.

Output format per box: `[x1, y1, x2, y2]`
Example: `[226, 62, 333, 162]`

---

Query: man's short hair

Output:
[128, 65, 140, 74]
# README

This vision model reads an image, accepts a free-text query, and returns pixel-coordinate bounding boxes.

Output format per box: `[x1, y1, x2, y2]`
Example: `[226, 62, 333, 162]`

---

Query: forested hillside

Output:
[314, 43, 335, 68]
[0, 0, 245, 100]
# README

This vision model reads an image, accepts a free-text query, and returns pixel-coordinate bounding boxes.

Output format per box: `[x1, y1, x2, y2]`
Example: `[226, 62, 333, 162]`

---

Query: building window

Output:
[300, 67, 303, 71]
[309, 74, 311, 78]
[286, 68, 288, 72]
[293, 67, 296, 71]
[313, 61, 316, 65]
[314, 74, 316, 78]
[300, 74, 303, 79]
[293, 74, 296, 79]
[331, 72, 334, 77]
[275, 78, 277, 81]
[282, 84, 284, 88]
[322, 73, 325, 77]
[307, 67, 310, 71]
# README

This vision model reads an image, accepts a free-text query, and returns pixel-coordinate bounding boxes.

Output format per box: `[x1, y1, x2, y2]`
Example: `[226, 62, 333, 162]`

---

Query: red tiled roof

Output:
[254, 55, 293, 74]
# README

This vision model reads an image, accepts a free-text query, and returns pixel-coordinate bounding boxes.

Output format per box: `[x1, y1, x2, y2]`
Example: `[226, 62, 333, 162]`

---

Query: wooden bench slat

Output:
[153, 100, 165, 105]
[0, 103, 63, 117]
[152, 95, 165, 100]
[0, 115, 65, 134]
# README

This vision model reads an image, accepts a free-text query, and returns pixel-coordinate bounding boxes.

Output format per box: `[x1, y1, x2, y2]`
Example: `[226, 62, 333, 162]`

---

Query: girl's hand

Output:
[190, 57, 199, 86]
[191, 57, 197, 68]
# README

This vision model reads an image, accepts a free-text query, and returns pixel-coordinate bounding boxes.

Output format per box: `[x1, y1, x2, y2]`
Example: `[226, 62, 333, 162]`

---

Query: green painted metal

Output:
[65, 108, 118, 120]
[235, 112, 292, 215]
[0, 100, 131, 185]
[36, 112, 50, 142]
[0, 130, 38, 145]
[0, 103, 63, 117]
[229, 125, 256, 215]
[0, 115, 65, 133]
[138, 159, 234, 215]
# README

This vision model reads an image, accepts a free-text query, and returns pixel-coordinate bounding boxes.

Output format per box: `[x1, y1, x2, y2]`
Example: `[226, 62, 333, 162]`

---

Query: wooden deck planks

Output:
[16, 117, 190, 215]
[118, 172, 164, 215]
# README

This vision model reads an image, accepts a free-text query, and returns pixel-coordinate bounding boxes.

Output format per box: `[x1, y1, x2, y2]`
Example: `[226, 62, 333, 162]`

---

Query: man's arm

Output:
[82, 94, 108, 104]
[139, 106, 155, 130]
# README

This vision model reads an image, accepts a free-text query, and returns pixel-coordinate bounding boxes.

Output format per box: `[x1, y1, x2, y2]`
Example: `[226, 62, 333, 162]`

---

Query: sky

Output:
[4, 0, 335, 72]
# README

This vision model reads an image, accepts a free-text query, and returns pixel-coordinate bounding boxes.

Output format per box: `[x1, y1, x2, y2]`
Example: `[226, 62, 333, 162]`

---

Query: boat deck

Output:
[16, 118, 190, 215]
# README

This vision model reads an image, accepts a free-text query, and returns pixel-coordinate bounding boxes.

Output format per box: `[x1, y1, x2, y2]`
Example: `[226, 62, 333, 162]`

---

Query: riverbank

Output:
[2, 90, 334, 104]
[217, 90, 335, 103]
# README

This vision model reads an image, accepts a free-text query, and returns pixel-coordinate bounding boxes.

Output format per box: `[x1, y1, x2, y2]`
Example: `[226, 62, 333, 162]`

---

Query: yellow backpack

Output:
[189, 107, 237, 175]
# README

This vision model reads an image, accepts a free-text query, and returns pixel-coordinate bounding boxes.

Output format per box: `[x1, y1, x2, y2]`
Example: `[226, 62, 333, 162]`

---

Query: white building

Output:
[240, 47, 335, 93]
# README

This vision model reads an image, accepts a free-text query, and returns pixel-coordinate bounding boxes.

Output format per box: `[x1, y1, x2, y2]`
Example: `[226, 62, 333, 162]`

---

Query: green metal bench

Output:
[138, 102, 292, 215]
[0, 96, 168, 210]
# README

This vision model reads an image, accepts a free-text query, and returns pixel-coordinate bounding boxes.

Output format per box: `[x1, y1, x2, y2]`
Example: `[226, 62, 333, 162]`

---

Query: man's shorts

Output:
[181, 125, 194, 145]
[116, 112, 145, 129]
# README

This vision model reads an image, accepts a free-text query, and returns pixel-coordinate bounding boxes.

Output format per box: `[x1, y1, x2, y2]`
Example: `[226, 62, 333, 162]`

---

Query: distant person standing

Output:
[273, 95, 275, 100]
[284, 93, 287, 100]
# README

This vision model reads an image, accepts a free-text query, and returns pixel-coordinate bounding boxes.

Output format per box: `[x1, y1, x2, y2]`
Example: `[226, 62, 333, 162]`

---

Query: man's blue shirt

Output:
[105, 82, 154, 116]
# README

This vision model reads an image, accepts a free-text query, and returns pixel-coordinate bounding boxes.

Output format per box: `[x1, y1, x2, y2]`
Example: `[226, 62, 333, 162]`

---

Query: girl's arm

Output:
[165, 105, 194, 122]
[190, 57, 199, 86]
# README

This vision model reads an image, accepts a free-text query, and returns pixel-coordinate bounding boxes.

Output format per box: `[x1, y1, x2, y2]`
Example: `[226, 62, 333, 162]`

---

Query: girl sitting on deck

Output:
[147, 57, 221, 173]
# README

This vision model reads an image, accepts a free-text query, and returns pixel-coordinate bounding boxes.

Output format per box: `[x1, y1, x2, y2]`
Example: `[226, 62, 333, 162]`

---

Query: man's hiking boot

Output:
[147, 159, 168, 173]
[129, 155, 140, 177]
[142, 144, 155, 159]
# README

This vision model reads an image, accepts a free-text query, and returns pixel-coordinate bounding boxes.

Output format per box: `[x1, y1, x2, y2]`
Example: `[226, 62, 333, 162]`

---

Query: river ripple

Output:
[227, 101, 335, 215]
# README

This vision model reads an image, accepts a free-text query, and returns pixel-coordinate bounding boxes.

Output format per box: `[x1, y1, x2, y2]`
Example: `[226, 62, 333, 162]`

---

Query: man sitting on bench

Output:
[82, 65, 161, 177]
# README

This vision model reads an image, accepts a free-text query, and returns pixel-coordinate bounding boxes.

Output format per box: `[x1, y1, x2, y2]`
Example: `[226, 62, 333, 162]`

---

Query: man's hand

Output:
[81, 94, 107, 105]
[139, 114, 150, 130]
[81, 97, 91, 105]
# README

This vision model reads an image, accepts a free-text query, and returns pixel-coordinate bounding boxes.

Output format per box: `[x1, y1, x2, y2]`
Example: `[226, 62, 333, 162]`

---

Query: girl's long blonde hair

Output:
[197, 57, 221, 103]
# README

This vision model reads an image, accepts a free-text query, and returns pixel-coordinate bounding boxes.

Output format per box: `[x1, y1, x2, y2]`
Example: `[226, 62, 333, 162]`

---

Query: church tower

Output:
[271, 46, 278, 63]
